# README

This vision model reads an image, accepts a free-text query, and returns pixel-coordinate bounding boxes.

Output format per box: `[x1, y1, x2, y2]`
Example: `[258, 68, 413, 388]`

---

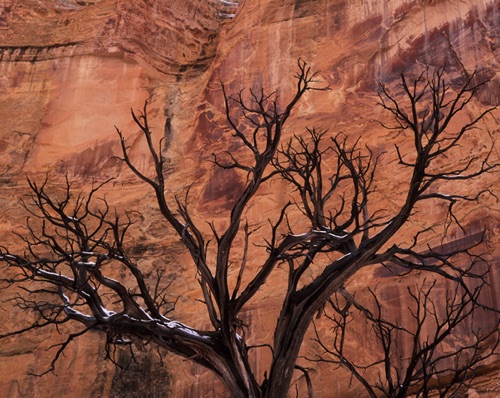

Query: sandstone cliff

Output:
[0, 0, 498, 396]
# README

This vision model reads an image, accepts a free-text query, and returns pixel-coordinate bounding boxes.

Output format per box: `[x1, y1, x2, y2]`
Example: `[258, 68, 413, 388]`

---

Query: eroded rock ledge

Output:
[0, 0, 235, 78]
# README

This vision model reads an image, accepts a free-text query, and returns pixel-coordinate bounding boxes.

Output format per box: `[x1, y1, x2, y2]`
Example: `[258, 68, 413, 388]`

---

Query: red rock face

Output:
[0, 0, 499, 396]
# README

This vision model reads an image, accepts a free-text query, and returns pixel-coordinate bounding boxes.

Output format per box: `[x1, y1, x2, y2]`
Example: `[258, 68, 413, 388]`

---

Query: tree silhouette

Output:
[1, 61, 498, 397]
[311, 276, 499, 397]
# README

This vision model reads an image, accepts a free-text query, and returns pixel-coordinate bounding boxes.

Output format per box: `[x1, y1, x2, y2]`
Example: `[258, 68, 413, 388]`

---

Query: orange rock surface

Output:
[0, 0, 498, 396]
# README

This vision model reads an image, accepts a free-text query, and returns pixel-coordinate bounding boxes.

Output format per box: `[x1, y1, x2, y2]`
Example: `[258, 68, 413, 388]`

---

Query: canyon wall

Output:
[0, 0, 498, 396]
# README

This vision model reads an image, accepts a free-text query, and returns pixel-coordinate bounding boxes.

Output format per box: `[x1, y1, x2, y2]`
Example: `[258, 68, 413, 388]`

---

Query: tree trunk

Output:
[264, 256, 366, 397]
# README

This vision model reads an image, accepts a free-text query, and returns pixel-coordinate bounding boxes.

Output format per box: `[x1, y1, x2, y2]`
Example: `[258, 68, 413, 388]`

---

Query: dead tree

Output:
[0, 62, 498, 398]
[311, 278, 500, 398]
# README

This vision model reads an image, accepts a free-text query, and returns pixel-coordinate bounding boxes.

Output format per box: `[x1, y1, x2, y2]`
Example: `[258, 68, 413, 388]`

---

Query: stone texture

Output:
[0, 0, 499, 396]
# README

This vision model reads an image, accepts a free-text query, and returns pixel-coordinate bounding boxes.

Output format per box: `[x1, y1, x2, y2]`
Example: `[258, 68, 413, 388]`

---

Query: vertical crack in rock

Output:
[211, 0, 240, 19]
[440, 29, 468, 76]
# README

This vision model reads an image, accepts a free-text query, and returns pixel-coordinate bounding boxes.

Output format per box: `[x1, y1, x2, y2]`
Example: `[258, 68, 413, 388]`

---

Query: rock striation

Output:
[0, 0, 499, 396]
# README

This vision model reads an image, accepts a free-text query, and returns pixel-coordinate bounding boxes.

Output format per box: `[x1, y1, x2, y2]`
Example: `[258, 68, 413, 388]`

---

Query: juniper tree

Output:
[1, 61, 498, 397]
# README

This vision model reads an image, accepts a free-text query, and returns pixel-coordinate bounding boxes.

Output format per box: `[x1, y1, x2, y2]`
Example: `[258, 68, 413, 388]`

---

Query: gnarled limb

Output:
[1, 63, 497, 398]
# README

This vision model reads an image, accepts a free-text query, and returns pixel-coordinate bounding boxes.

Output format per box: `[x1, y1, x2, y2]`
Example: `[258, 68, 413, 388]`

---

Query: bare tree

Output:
[0, 62, 498, 397]
[310, 276, 500, 398]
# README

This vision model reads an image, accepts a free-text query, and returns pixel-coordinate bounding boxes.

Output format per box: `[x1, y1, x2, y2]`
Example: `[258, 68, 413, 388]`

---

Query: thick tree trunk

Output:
[263, 253, 372, 397]
[202, 332, 262, 398]
[263, 280, 349, 397]
[263, 299, 320, 397]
